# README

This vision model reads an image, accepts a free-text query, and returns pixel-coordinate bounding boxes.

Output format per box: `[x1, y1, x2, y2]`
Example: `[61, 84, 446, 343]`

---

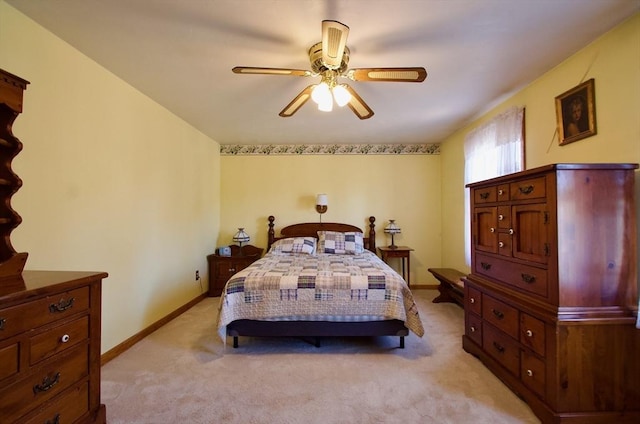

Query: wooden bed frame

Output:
[226, 215, 409, 348]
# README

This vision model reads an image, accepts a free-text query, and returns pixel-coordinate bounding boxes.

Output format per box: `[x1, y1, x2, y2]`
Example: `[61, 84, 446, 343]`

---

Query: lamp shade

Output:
[232, 228, 250, 245]
[384, 219, 401, 234]
[316, 194, 328, 206]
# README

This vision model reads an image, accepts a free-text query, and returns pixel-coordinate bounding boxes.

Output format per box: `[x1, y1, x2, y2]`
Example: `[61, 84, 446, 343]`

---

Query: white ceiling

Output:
[6, 0, 639, 145]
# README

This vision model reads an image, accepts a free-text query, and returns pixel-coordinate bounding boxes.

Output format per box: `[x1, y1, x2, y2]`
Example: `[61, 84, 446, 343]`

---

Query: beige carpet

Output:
[101, 290, 540, 423]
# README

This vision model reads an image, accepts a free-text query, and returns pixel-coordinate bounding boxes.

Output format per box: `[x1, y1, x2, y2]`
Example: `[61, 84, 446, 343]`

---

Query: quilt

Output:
[216, 250, 424, 338]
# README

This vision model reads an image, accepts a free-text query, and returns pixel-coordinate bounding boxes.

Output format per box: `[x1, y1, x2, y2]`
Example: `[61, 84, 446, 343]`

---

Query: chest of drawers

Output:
[0, 271, 107, 424]
[463, 164, 639, 424]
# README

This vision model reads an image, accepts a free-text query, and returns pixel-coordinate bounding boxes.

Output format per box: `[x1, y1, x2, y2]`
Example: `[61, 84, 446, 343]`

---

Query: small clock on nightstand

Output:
[206, 244, 263, 297]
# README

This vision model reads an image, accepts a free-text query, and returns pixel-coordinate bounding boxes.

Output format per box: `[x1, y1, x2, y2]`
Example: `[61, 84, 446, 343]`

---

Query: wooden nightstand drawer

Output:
[0, 342, 19, 381]
[483, 324, 520, 376]
[0, 344, 89, 423]
[23, 381, 89, 424]
[30, 315, 89, 366]
[0, 287, 89, 341]
[482, 294, 519, 339]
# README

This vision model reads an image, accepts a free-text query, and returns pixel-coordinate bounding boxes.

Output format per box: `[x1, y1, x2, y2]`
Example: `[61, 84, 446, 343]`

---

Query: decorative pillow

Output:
[317, 231, 364, 254]
[270, 237, 317, 255]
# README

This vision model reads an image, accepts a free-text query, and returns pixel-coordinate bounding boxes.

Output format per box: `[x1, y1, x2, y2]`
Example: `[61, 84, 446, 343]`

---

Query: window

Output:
[464, 106, 525, 265]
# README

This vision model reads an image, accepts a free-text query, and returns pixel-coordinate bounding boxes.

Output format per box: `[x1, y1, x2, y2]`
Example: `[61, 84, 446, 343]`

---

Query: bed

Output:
[216, 216, 424, 348]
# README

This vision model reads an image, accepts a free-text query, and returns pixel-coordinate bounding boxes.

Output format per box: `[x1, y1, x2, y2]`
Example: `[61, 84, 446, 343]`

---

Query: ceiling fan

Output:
[232, 20, 427, 120]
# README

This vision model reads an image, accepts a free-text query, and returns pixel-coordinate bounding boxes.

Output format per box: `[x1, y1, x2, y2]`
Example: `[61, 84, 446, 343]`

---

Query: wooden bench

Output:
[428, 268, 466, 308]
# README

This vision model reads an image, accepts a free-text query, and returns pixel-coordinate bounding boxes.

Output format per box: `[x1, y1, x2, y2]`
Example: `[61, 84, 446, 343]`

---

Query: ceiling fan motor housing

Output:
[309, 42, 350, 74]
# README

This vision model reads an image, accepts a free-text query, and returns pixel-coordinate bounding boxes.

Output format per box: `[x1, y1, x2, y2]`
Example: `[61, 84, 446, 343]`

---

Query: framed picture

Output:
[555, 78, 597, 146]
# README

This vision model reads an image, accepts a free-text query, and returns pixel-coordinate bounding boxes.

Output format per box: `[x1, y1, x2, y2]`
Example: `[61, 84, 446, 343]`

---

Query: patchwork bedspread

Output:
[216, 250, 424, 338]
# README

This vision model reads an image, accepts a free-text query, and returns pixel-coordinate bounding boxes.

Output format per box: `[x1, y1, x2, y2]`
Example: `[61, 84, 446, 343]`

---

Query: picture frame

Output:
[555, 78, 597, 146]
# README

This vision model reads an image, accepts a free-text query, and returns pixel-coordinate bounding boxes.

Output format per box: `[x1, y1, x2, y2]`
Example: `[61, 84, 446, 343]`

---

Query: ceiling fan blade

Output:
[279, 85, 314, 117]
[322, 20, 349, 69]
[232, 67, 312, 77]
[347, 67, 427, 82]
[343, 85, 374, 120]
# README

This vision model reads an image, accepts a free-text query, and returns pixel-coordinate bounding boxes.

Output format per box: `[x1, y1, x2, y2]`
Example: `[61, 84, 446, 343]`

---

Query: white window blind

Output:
[464, 106, 525, 265]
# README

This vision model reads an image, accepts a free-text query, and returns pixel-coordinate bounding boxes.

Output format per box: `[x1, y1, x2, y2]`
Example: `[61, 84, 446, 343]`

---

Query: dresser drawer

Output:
[0, 287, 90, 341]
[30, 315, 89, 366]
[475, 253, 548, 298]
[520, 313, 546, 357]
[510, 176, 546, 200]
[474, 186, 497, 204]
[465, 285, 482, 316]
[482, 294, 519, 339]
[466, 313, 483, 346]
[0, 344, 89, 423]
[23, 381, 89, 424]
[0, 342, 19, 381]
[521, 350, 546, 398]
[483, 324, 520, 376]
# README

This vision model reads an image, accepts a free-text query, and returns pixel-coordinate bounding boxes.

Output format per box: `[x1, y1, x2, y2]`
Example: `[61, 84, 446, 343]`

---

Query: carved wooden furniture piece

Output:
[207, 244, 263, 297]
[0, 271, 108, 424]
[0, 69, 29, 277]
[428, 267, 465, 307]
[463, 163, 639, 423]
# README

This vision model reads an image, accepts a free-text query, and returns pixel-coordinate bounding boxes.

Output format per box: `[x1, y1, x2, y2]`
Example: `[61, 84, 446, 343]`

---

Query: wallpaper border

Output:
[220, 143, 440, 155]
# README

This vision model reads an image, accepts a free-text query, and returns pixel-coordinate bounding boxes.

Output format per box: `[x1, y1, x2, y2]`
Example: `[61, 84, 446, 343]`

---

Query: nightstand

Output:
[378, 246, 414, 286]
[207, 244, 263, 297]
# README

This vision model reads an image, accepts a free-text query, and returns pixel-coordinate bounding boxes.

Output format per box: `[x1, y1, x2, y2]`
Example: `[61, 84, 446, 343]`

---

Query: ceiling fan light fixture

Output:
[318, 97, 333, 112]
[311, 82, 331, 105]
[332, 84, 351, 107]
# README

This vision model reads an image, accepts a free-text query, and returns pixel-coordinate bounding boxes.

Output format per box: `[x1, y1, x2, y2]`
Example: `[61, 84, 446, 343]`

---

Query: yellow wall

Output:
[1, 2, 221, 353]
[220, 154, 441, 284]
[440, 13, 640, 272]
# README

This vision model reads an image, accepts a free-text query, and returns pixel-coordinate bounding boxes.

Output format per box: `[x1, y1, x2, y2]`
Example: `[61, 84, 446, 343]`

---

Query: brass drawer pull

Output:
[492, 309, 504, 319]
[33, 372, 60, 394]
[479, 192, 490, 200]
[0, 317, 5, 330]
[480, 262, 492, 270]
[49, 297, 75, 313]
[519, 185, 534, 195]
[492, 341, 505, 353]
[521, 273, 536, 284]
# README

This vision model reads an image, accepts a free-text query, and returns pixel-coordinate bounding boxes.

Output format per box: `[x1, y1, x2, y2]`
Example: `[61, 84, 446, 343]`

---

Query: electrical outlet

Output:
[195, 270, 200, 281]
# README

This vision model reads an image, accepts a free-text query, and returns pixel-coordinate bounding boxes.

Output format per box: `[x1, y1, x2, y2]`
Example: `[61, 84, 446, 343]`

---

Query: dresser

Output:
[463, 163, 639, 424]
[0, 271, 108, 424]
[207, 245, 263, 297]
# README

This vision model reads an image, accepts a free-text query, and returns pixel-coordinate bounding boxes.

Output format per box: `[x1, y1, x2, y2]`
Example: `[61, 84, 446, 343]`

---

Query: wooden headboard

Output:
[267, 216, 377, 253]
